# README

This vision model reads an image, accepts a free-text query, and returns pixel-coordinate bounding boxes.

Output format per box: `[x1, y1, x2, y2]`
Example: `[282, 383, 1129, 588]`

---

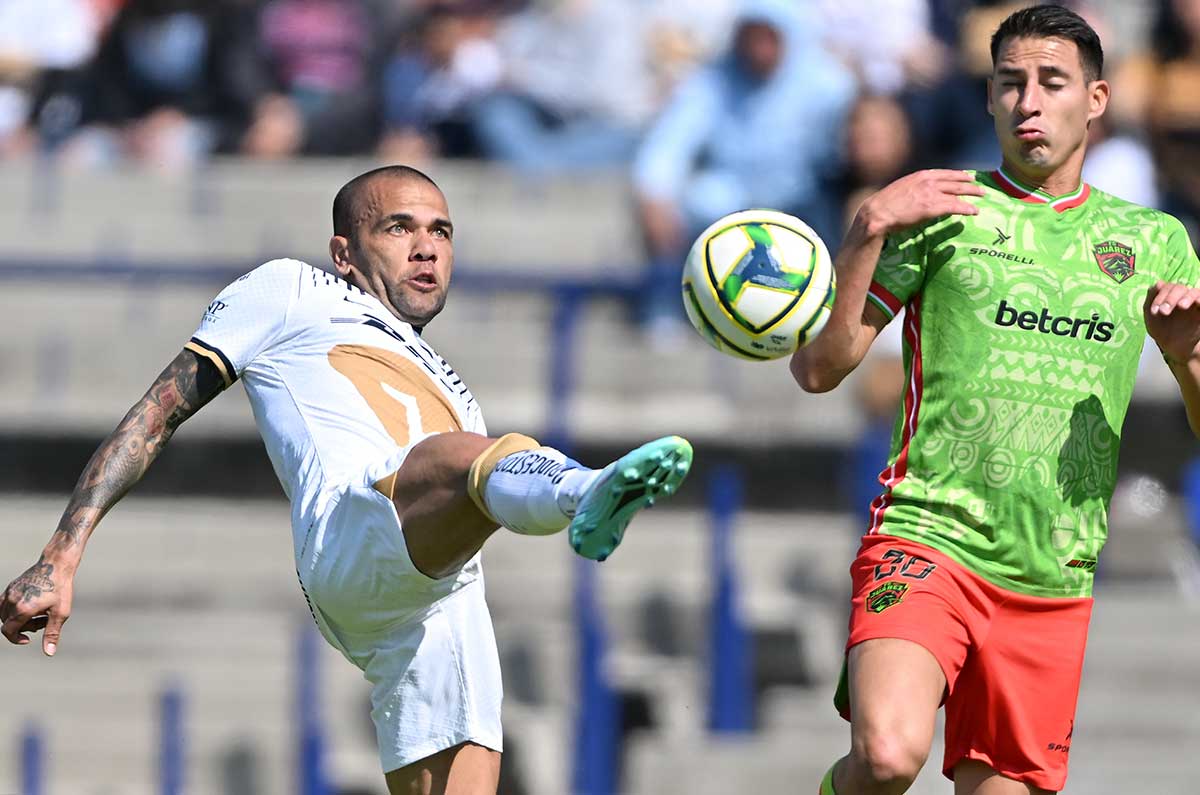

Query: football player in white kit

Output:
[1, 165, 693, 795]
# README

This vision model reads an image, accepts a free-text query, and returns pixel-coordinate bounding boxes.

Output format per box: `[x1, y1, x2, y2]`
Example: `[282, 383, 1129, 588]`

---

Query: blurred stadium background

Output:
[3, 0, 1200, 793]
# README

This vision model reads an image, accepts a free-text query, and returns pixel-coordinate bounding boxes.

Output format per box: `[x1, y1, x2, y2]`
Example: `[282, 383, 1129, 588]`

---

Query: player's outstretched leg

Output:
[388, 431, 692, 578]
[469, 433, 693, 561]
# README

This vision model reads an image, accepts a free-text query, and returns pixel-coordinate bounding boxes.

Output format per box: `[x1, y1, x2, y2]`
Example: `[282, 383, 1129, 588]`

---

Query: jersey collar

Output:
[989, 166, 1091, 213]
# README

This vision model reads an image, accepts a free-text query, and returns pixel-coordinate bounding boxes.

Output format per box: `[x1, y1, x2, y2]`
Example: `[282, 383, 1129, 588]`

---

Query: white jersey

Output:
[186, 258, 486, 552]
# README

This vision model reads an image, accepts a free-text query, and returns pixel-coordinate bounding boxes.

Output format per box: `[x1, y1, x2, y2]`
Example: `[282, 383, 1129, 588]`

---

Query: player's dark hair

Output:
[332, 165, 441, 239]
[991, 4, 1103, 82]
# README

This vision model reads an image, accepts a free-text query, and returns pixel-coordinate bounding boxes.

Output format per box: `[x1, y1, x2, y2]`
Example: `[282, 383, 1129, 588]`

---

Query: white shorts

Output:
[296, 479, 503, 772]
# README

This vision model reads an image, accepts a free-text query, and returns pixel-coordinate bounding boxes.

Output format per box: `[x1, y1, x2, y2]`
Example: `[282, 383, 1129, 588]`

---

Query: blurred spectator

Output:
[827, 94, 911, 526]
[632, 0, 855, 334]
[1057, 1, 1159, 207]
[467, 0, 656, 173]
[831, 94, 916, 230]
[642, 0, 740, 100]
[51, 0, 247, 167]
[816, 0, 947, 96]
[902, 1, 1020, 170]
[1142, 0, 1200, 236]
[0, 0, 104, 157]
[377, 2, 503, 162]
[235, 0, 388, 158]
[1083, 108, 1160, 208]
[1081, 0, 1157, 64]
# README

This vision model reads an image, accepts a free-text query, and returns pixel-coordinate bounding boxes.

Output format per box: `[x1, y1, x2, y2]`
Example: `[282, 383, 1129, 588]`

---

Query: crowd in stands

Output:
[2, 0, 1196, 226]
[2, 0, 1199, 311]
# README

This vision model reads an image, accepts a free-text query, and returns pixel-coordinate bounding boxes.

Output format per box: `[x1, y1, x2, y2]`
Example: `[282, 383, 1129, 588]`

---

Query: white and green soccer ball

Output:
[681, 209, 836, 361]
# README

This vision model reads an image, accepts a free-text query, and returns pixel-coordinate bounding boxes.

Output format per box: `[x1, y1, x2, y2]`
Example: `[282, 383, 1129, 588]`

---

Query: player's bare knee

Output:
[402, 432, 493, 485]
[851, 729, 927, 792]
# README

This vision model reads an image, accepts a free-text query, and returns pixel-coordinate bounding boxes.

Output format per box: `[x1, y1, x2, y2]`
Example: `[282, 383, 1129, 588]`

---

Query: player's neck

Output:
[350, 273, 429, 331]
[999, 157, 1084, 198]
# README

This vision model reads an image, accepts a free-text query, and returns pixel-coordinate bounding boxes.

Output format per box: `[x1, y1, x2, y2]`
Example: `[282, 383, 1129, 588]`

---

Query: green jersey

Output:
[864, 167, 1200, 598]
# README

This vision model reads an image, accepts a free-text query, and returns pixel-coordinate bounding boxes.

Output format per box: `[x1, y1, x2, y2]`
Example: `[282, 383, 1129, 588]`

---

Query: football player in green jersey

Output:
[792, 5, 1200, 795]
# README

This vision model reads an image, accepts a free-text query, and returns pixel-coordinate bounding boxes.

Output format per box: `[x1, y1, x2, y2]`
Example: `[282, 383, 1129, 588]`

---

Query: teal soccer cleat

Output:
[568, 436, 693, 561]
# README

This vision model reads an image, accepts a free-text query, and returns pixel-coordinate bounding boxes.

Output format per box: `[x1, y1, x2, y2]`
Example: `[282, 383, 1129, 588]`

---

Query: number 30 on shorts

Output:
[873, 549, 938, 581]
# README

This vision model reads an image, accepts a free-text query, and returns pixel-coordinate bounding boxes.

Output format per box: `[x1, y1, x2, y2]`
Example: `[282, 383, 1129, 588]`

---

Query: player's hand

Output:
[1144, 280, 1200, 366]
[1, 555, 73, 656]
[859, 170, 984, 237]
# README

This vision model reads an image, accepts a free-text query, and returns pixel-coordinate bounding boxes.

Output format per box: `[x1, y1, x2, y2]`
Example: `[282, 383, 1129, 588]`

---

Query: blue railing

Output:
[19, 722, 42, 795]
[160, 684, 185, 795]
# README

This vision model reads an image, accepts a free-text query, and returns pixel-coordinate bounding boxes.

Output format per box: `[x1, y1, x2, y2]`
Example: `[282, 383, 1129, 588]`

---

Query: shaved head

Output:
[328, 166, 454, 328]
[332, 165, 441, 239]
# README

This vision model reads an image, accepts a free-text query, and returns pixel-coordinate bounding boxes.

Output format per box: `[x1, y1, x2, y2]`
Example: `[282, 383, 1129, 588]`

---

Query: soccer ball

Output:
[681, 209, 836, 361]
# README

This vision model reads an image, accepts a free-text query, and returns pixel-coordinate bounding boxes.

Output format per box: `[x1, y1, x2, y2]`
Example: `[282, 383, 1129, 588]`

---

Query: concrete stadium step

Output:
[623, 730, 952, 795]
[2, 268, 1184, 444]
[624, 715, 1200, 795]
[5, 498, 301, 608]
[571, 298, 867, 443]
[2, 614, 371, 795]
[497, 704, 573, 795]
[3, 668, 295, 795]
[8, 493, 1200, 794]
[6, 496, 857, 668]
[0, 152, 1184, 454]
[3, 733, 297, 795]
[1066, 760, 1197, 795]
[0, 158, 644, 275]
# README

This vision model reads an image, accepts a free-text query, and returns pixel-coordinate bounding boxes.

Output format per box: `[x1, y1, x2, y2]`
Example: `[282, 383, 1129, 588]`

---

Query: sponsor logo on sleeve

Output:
[203, 300, 227, 322]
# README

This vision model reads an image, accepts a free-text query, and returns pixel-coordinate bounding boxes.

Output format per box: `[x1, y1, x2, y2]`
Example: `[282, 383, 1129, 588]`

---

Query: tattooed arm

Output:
[1, 348, 227, 655]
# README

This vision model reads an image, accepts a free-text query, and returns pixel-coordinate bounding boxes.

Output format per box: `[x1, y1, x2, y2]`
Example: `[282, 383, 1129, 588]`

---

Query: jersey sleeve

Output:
[184, 258, 302, 386]
[866, 225, 927, 322]
[1161, 214, 1200, 287]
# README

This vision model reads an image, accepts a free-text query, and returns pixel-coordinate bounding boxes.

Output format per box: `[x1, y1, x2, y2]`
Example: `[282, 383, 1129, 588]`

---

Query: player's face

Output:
[334, 177, 454, 327]
[988, 35, 1108, 178]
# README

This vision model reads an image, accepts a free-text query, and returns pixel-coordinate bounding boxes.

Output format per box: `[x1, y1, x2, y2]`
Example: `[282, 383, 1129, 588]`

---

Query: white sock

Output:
[483, 447, 601, 535]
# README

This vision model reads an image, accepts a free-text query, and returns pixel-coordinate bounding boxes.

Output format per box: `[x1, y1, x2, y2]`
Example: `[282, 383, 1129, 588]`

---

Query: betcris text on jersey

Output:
[993, 299, 1114, 342]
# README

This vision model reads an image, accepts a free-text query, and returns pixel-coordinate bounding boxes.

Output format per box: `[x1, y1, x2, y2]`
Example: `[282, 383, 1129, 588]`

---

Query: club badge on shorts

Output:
[866, 581, 909, 613]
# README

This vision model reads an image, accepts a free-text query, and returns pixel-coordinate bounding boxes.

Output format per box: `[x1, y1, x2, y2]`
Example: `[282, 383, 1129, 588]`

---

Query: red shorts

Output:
[837, 534, 1092, 792]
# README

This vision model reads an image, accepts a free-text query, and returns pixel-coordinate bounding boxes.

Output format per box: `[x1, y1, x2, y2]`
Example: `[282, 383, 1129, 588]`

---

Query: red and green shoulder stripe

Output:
[866, 281, 904, 320]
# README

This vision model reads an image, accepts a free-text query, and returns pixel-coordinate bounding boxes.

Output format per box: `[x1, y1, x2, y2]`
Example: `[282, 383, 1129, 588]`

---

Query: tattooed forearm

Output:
[9, 556, 55, 606]
[49, 349, 226, 553]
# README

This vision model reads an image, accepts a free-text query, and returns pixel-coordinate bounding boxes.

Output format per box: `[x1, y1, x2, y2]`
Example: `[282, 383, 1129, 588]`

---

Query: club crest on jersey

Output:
[866, 582, 908, 613]
[1093, 240, 1135, 283]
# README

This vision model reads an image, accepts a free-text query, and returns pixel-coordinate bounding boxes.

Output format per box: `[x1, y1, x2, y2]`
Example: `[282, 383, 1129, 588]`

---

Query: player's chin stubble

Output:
[391, 287, 447, 327]
[1013, 140, 1053, 169]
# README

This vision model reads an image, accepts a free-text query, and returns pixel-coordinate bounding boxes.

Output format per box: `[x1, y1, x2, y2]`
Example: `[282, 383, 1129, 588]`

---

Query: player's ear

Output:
[1087, 78, 1110, 121]
[329, 235, 353, 277]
